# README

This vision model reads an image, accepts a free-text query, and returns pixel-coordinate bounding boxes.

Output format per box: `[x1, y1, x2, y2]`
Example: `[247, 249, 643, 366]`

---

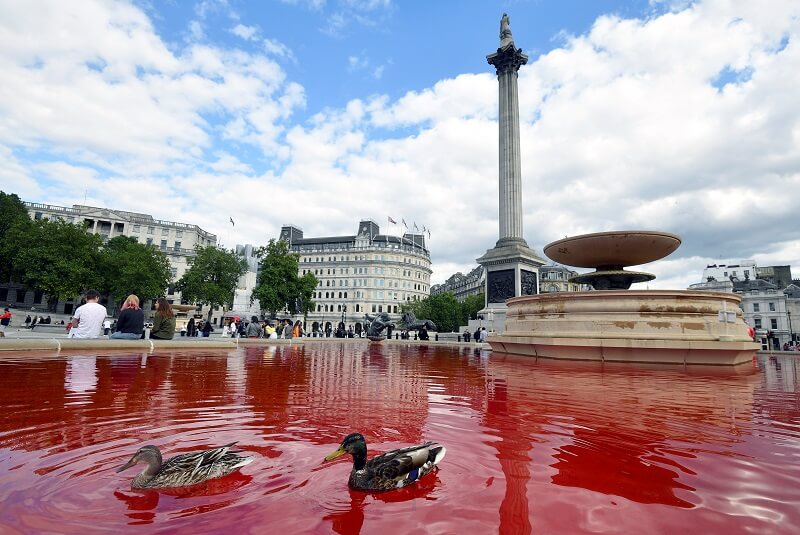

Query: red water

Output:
[0, 345, 798, 534]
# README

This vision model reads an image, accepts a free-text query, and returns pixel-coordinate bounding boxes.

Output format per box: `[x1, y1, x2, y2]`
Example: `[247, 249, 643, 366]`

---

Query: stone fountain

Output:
[488, 231, 760, 365]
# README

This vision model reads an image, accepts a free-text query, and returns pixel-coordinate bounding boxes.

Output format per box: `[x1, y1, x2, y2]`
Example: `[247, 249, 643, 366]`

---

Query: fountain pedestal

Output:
[488, 231, 760, 365]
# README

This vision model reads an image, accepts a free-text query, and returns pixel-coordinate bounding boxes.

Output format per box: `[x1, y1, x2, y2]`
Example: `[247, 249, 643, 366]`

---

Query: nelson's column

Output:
[477, 13, 545, 332]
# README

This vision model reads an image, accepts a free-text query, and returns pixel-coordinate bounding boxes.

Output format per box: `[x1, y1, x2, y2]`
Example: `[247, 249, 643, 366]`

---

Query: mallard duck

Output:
[116, 442, 253, 489]
[324, 433, 446, 491]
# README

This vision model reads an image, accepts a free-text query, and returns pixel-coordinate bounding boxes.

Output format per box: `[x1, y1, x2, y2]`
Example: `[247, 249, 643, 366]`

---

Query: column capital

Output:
[487, 45, 528, 76]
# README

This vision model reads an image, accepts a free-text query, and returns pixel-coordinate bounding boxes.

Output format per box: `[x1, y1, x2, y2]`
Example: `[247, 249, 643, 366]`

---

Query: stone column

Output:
[476, 14, 545, 329]
[487, 20, 528, 248]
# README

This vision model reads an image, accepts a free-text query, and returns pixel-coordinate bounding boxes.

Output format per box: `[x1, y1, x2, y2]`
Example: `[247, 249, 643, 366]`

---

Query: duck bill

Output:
[324, 447, 345, 462]
[116, 458, 136, 473]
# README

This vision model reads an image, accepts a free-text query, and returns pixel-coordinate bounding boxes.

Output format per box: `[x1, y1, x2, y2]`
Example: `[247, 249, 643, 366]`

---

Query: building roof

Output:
[733, 278, 777, 292]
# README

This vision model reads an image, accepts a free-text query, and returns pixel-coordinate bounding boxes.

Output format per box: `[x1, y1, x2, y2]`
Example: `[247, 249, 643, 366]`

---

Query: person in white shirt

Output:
[70, 290, 108, 339]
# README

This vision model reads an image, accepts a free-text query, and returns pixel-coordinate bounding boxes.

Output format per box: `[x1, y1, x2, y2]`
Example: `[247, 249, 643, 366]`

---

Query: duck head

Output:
[116, 445, 163, 474]
[324, 433, 367, 468]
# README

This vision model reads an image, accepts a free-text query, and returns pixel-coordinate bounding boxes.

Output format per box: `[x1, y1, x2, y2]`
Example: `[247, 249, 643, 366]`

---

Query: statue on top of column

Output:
[500, 13, 513, 47]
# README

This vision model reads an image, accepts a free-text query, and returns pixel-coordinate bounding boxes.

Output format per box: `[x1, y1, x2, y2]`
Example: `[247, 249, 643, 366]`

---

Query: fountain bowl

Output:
[544, 231, 681, 269]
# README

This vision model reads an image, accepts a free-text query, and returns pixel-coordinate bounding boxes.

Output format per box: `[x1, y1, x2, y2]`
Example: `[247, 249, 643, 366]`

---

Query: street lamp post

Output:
[788, 310, 793, 345]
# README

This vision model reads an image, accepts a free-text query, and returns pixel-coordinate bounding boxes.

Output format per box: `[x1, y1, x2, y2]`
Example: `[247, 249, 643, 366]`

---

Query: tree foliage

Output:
[99, 236, 172, 304]
[8, 218, 103, 309]
[461, 293, 485, 322]
[251, 239, 318, 316]
[0, 191, 33, 281]
[176, 245, 247, 319]
[402, 292, 486, 332]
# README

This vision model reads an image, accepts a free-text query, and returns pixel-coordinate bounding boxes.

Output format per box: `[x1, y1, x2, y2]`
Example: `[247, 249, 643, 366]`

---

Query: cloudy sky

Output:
[1, 0, 798, 290]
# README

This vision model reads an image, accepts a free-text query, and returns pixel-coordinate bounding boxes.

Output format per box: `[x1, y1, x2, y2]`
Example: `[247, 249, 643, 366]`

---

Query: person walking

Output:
[24, 315, 31, 328]
[70, 290, 107, 339]
[0, 307, 12, 337]
[110, 294, 144, 340]
[149, 298, 176, 340]
[293, 320, 304, 338]
[246, 316, 262, 338]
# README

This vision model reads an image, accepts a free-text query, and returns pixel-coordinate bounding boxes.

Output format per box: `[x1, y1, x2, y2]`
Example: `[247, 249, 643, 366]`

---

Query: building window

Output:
[162, 228, 169, 235]
[160, 240, 167, 249]
[133, 224, 140, 232]
[174, 241, 181, 251]
[771, 319, 778, 329]
[753, 303, 760, 312]
[176, 230, 183, 238]
[146, 238, 153, 246]
[769, 302, 775, 312]
[754, 318, 762, 329]
[148, 227, 154, 234]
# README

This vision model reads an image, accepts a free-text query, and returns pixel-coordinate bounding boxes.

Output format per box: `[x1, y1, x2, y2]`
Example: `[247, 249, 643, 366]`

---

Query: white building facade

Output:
[281, 220, 432, 334]
[9, 202, 218, 319]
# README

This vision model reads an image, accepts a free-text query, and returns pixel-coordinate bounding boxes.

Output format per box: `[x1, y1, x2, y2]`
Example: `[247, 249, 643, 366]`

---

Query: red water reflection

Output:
[0, 346, 798, 534]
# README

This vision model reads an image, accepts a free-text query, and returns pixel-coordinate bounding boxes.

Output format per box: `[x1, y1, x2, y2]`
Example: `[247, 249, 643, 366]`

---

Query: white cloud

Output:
[2, 0, 800, 292]
[231, 24, 259, 41]
[281, 0, 327, 11]
[348, 54, 368, 71]
[264, 38, 297, 62]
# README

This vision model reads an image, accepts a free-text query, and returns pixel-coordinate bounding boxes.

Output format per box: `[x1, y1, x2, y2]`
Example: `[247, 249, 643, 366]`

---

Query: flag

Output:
[388, 216, 397, 224]
[229, 217, 235, 226]
[401, 218, 408, 229]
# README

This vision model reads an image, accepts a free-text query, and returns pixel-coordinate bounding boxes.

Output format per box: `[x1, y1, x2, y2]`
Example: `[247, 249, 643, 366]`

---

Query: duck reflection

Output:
[113, 471, 253, 525]
[323, 473, 440, 535]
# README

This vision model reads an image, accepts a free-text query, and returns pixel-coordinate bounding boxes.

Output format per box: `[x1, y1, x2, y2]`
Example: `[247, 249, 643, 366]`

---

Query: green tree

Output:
[8, 218, 103, 310]
[460, 293, 485, 324]
[99, 236, 172, 306]
[176, 245, 247, 320]
[0, 191, 33, 282]
[403, 292, 463, 332]
[251, 239, 318, 317]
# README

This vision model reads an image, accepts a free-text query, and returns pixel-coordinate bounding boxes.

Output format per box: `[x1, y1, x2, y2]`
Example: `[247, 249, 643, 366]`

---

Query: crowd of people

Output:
[2, 292, 496, 345]
[462, 327, 488, 343]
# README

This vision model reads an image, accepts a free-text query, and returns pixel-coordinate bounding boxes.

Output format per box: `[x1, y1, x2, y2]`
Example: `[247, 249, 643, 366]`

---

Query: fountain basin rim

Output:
[507, 289, 742, 304]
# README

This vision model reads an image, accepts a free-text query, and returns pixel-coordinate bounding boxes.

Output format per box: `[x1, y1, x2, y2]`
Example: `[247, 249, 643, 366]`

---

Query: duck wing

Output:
[149, 442, 252, 488]
[364, 442, 446, 489]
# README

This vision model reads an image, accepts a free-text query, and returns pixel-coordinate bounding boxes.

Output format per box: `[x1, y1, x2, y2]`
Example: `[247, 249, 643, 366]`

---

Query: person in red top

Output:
[0, 307, 11, 337]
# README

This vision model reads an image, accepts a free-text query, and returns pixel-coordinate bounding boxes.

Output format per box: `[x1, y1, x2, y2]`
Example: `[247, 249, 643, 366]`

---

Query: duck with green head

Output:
[324, 433, 446, 491]
[116, 442, 253, 489]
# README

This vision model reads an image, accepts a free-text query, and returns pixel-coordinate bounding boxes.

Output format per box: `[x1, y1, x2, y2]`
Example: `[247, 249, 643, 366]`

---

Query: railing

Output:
[26, 202, 79, 215]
